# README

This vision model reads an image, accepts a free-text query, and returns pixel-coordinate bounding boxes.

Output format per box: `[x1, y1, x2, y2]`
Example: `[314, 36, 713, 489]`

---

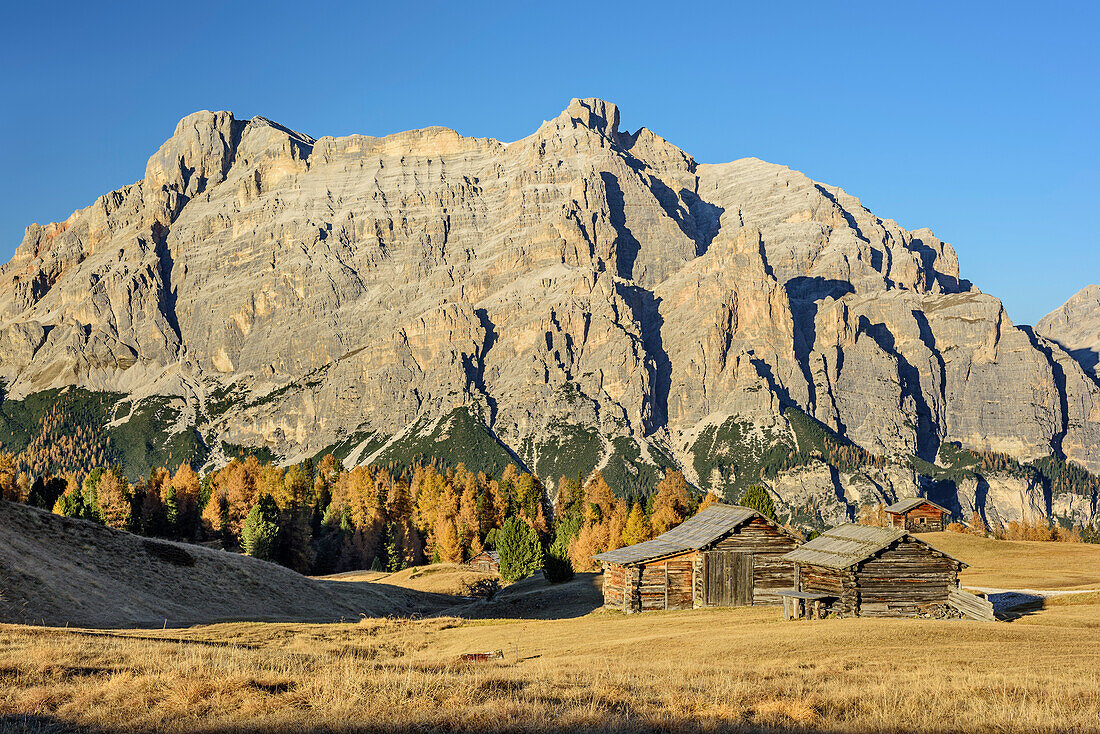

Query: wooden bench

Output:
[777, 589, 833, 620]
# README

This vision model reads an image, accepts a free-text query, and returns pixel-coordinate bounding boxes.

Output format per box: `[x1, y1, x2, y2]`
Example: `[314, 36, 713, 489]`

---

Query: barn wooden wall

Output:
[712, 517, 800, 605]
[891, 505, 946, 531]
[799, 565, 859, 616]
[602, 564, 628, 611]
[639, 555, 694, 611]
[602, 553, 695, 613]
[600, 518, 803, 613]
[797, 537, 961, 617]
[855, 538, 959, 616]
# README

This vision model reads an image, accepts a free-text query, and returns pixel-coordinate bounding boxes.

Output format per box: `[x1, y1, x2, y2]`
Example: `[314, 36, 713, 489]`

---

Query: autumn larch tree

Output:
[97, 467, 132, 531]
[621, 501, 652, 546]
[650, 470, 690, 535]
[171, 463, 202, 539]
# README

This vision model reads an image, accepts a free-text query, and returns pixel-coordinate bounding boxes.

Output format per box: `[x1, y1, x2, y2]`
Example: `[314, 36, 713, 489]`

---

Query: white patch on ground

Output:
[965, 586, 1100, 613]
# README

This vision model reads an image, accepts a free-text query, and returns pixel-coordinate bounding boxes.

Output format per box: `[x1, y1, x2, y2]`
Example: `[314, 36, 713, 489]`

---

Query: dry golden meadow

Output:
[1, 536, 1098, 733]
[917, 531, 1100, 589]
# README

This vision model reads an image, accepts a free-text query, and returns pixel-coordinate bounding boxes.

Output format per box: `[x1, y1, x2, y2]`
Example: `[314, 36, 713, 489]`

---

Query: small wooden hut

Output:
[884, 498, 949, 531]
[783, 524, 966, 617]
[593, 504, 801, 613]
[468, 549, 499, 574]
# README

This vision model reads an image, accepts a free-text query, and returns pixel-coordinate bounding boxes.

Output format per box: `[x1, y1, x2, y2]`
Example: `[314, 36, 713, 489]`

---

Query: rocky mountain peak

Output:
[144, 110, 242, 196]
[1036, 284, 1100, 377]
[560, 97, 622, 138]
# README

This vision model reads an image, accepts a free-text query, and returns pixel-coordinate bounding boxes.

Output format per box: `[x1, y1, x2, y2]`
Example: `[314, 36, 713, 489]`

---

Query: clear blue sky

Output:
[2, 1, 1096, 324]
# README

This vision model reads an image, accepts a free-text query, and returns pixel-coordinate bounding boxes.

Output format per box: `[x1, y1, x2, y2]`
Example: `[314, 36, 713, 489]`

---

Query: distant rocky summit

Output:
[0, 98, 1096, 530]
[1036, 285, 1100, 379]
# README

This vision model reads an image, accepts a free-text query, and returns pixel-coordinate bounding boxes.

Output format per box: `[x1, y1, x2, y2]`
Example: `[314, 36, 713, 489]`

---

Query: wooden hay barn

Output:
[783, 523, 967, 618]
[468, 549, 499, 574]
[883, 497, 949, 531]
[593, 504, 801, 613]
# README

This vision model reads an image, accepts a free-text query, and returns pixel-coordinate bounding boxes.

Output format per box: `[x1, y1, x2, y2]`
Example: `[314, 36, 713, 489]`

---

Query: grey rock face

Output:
[1036, 285, 1100, 378]
[1, 98, 1097, 528]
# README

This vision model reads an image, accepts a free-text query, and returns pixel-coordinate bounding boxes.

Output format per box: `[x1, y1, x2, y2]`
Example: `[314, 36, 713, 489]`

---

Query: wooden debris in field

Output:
[459, 650, 504, 662]
[948, 588, 996, 621]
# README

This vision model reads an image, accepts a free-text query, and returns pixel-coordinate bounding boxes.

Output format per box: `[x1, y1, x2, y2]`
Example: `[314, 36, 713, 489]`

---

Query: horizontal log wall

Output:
[668, 560, 694, 610]
[890, 504, 947, 532]
[605, 552, 698, 612]
[712, 518, 800, 553]
[798, 565, 858, 616]
[605, 519, 804, 613]
[602, 564, 628, 611]
[638, 557, 694, 611]
[855, 538, 959, 617]
[906, 504, 946, 532]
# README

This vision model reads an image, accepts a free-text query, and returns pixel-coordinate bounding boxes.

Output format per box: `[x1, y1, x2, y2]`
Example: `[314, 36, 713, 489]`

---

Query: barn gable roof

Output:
[782, 523, 966, 570]
[884, 497, 949, 515]
[593, 504, 762, 565]
[470, 549, 498, 563]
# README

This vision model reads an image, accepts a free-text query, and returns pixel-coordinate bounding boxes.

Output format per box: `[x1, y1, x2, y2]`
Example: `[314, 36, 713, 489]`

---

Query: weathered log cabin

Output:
[883, 498, 949, 531]
[593, 504, 801, 613]
[783, 524, 966, 617]
[468, 549, 499, 574]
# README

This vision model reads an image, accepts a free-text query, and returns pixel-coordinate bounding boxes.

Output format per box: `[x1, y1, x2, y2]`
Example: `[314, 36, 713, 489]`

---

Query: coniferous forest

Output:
[0, 451, 723, 579]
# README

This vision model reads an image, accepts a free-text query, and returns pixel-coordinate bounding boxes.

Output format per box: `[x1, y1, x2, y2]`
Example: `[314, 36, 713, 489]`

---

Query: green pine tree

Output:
[543, 521, 576, 584]
[242, 494, 280, 561]
[497, 516, 543, 583]
[384, 521, 402, 572]
[278, 505, 314, 573]
[163, 485, 179, 537]
[53, 486, 86, 519]
[739, 485, 777, 521]
[1084, 523, 1099, 544]
[82, 467, 105, 523]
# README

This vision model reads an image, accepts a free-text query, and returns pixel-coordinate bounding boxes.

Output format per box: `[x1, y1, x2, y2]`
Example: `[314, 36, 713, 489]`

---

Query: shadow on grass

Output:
[441, 572, 606, 621]
[986, 591, 1046, 621]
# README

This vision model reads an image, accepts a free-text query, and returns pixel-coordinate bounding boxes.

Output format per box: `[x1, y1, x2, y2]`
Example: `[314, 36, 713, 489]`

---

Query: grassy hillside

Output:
[1, 599, 1097, 732]
[0, 499, 452, 628]
[918, 531, 1100, 589]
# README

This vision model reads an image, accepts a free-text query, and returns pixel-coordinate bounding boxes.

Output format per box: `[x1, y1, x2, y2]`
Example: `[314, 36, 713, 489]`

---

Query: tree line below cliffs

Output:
[0, 455, 767, 579]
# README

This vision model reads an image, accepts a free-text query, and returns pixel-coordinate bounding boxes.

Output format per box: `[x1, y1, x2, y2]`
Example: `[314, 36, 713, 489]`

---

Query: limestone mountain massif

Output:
[1, 98, 1097, 530]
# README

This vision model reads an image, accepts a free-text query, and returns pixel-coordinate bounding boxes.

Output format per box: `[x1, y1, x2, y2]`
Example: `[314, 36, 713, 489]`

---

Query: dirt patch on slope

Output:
[0, 499, 455, 628]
